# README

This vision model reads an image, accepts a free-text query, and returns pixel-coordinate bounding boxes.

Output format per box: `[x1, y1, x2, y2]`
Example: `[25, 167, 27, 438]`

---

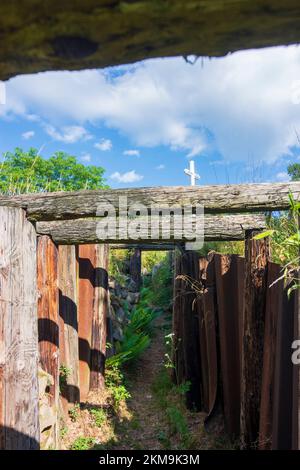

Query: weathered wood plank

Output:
[1, 182, 299, 221]
[58, 245, 80, 408]
[90, 245, 109, 390]
[2, 1, 300, 81]
[240, 229, 270, 449]
[37, 235, 59, 448]
[111, 243, 176, 251]
[36, 213, 267, 244]
[0, 207, 39, 450]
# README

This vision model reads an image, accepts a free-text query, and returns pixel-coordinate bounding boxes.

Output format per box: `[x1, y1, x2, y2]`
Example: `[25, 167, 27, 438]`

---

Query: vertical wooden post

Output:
[90, 244, 109, 390]
[37, 235, 59, 447]
[78, 244, 95, 401]
[129, 248, 141, 291]
[293, 215, 300, 449]
[0, 207, 39, 449]
[58, 245, 79, 408]
[241, 229, 270, 448]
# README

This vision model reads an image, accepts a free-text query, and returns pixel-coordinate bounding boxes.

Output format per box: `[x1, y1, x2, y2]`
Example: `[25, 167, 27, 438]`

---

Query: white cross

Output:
[184, 160, 200, 186]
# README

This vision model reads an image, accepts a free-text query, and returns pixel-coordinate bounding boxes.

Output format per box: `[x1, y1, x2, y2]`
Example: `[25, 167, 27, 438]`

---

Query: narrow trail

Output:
[112, 315, 168, 450]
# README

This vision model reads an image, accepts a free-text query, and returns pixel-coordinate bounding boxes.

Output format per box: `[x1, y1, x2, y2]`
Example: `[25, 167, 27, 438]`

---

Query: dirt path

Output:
[111, 315, 168, 450]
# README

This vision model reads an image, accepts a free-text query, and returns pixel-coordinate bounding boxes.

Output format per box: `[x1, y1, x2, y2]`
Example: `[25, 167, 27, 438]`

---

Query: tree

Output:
[287, 162, 300, 181]
[0, 148, 109, 194]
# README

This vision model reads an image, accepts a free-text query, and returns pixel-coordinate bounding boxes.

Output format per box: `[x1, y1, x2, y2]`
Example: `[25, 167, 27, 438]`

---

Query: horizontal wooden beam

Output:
[110, 244, 177, 251]
[2, 1, 300, 81]
[36, 214, 266, 244]
[1, 182, 299, 222]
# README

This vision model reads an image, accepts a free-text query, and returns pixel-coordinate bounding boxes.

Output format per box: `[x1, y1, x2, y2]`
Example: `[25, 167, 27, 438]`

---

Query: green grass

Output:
[70, 436, 96, 450]
[90, 408, 107, 427]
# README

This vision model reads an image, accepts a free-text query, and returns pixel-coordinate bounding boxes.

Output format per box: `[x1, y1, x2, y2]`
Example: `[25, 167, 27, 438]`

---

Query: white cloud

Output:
[22, 130, 35, 140]
[123, 149, 140, 157]
[94, 138, 112, 151]
[81, 153, 91, 162]
[3, 45, 300, 162]
[110, 170, 144, 183]
[155, 164, 165, 170]
[45, 125, 92, 143]
[276, 171, 290, 181]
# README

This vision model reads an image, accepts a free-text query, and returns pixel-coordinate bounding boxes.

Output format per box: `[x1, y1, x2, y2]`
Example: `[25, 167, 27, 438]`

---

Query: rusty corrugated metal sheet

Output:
[201, 254, 219, 424]
[214, 254, 242, 439]
[259, 262, 282, 449]
[272, 280, 295, 449]
[78, 244, 96, 401]
[181, 251, 202, 410]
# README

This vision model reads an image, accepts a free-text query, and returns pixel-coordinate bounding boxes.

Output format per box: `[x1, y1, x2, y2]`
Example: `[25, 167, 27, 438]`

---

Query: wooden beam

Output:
[35, 213, 267, 244]
[2, 1, 300, 81]
[0, 207, 39, 450]
[1, 183, 298, 221]
[110, 243, 176, 251]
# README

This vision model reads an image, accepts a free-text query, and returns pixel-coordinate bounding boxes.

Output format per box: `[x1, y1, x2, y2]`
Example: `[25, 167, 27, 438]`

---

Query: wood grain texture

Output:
[240, 229, 270, 449]
[37, 235, 59, 447]
[2, 1, 300, 80]
[0, 207, 39, 449]
[1, 182, 299, 221]
[58, 245, 80, 408]
[36, 213, 267, 244]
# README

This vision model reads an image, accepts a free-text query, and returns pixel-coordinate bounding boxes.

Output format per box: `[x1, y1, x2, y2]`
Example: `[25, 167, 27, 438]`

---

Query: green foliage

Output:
[287, 162, 300, 181]
[0, 148, 108, 194]
[142, 255, 173, 309]
[59, 365, 72, 393]
[109, 249, 130, 280]
[90, 408, 107, 427]
[105, 363, 131, 411]
[70, 436, 96, 450]
[142, 251, 168, 272]
[256, 194, 300, 295]
[69, 403, 80, 422]
[197, 240, 244, 257]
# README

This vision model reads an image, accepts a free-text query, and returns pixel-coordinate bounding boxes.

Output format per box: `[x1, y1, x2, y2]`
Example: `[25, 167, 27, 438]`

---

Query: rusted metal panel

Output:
[78, 244, 96, 401]
[180, 251, 202, 410]
[37, 235, 59, 447]
[259, 262, 283, 449]
[241, 229, 270, 448]
[292, 283, 299, 450]
[215, 254, 242, 440]
[90, 244, 109, 390]
[58, 245, 79, 410]
[272, 282, 295, 449]
[199, 255, 219, 424]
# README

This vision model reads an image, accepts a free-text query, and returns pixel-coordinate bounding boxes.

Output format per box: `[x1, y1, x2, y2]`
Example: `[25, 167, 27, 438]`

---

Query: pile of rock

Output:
[106, 275, 140, 355]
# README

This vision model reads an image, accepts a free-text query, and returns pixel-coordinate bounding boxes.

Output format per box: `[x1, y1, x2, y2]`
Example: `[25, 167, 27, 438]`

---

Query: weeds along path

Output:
[111, 314, 169, 450]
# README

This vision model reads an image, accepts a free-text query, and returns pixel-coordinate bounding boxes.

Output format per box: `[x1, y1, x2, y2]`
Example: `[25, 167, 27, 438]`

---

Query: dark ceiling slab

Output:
[1, 0, 300, 80]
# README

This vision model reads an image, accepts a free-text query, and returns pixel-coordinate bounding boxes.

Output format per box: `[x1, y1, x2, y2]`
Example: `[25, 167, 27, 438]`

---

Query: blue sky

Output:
[1, 45, 300, 188]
